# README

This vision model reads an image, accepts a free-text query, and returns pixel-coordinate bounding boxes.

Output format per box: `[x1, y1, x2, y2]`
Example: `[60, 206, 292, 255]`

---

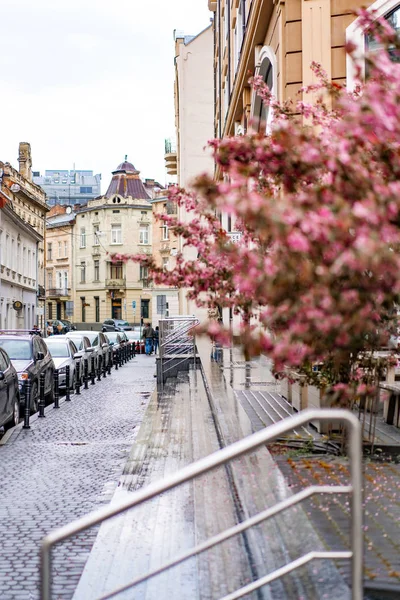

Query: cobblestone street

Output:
[0, 354, 156, 600]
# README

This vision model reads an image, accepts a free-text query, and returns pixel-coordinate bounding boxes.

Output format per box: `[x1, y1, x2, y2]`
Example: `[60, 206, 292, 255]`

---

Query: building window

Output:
[80, 186, 92, 194]
[162, 223, 169, 240]
[111, 224, 122, 244]
[58, 241, 62, 257]
[64, 271, 68, 292]
[141, 299, 150, 320]
[80, 261, 86, 283]
[157, 295, 167, 315]
[139, 225, 149, 244]
[48, 272, 53, 289]
[64, 241, 68, 256]
[162, 257, 169, 270]
[81, 297, 86, 322]
[110, 261, 123, 279]
[47, 242, 52, 261]
[80, 227, 86, 248]
[58, 271, 62, 289]
[140, 265, 148, 280]
[93, 224, 100, 246]
[95, 296, 100, 322]
[366, 6, 400, 62]
[234, 2, 244, 72]
[94, 260, 100, 281]
[48, 303, 53, 319]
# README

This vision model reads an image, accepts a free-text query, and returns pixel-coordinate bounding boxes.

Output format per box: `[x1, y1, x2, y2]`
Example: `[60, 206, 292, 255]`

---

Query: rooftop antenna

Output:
[125, 154, 128, 161]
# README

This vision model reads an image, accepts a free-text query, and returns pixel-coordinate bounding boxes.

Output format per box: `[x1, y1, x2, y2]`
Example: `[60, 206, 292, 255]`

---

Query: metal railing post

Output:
[23, 380, 31, 429]
[115, 350, 119, 370]
[107, 354, 112, 375]
[91, 355, 96, 385]
[65, 366, 71, 402]
[349, 413, 363, 600]
[75, 361, 81, 395]
[53, 371, 59, 409]
[84, 359, 89, 389]
[39, 372, 46, 416]
[97, 356, 102, 381]
[102, 353, 107, 378]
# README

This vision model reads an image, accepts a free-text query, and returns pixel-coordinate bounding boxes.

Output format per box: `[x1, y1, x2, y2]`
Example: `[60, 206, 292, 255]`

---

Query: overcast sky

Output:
[0, 0, 211, 193]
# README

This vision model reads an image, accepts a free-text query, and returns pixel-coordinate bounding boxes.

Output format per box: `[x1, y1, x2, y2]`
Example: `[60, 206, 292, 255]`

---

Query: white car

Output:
[64, 333, 96, 376]
[45, 337, 80, 390]
[79, 330, 113, 370]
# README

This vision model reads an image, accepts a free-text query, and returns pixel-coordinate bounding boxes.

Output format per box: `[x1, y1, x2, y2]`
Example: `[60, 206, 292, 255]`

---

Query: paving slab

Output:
[0, 354, 156, 600]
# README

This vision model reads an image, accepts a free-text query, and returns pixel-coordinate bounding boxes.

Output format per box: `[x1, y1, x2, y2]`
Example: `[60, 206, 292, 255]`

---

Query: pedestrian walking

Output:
[142, 322, 155, 355]
[153, 326, 159, 354]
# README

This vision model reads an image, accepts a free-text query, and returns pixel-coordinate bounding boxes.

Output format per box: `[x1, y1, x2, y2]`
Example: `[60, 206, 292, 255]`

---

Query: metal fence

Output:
[40, 409, 363, 600]
[158, 316, 200, 382]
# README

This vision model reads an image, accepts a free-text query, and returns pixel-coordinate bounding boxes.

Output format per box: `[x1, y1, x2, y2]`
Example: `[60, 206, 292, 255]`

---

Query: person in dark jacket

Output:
[142, 323, 155, 355]
[153, 326, 159, 355]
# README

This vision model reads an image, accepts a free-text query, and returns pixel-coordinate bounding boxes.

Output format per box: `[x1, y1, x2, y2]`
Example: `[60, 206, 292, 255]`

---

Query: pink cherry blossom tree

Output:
[114, 10, 400, 407]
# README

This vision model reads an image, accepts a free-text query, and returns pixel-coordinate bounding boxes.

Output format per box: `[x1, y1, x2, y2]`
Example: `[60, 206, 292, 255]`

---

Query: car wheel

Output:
[4, 395, 20, 430]
[30, 383, 39, 413]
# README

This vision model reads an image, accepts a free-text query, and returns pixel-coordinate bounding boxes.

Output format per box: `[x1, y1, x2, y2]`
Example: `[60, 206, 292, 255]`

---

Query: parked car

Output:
[45, 337, 80, 390]
[0, 331, 55, 413]
[124, 330, 144, 353]
[102, 319, 132, 332]
[104, 332, 123, 360]
[64, 333, 96, 375]
[0, 347, 20, 430]
[79, 331, 113, 370]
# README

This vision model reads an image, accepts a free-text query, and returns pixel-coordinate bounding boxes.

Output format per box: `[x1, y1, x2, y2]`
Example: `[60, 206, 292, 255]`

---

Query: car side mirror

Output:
[73, 353, 81, 360]
[37, 352, 45, 361]
[88, 346, 95, 352]
[102, 343, 108, 349]
[0, 371, 5, 381]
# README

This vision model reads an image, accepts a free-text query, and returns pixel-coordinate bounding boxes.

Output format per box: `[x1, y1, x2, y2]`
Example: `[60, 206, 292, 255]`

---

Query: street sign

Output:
[132, 301, 136, 309]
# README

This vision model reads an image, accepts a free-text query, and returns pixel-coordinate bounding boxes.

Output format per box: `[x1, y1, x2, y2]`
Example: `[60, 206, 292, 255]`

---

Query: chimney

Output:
[18, 142, 32, 181]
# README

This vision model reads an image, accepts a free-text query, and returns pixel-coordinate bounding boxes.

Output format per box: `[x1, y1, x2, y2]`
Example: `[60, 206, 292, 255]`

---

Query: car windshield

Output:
[46, 342, 69, 358]
[82, 332, 97, 344]
[69, 337, 84, 350]
[115, 320, 130, 327]
[0, 339, 32, 360]
[106, 333, 119, 343]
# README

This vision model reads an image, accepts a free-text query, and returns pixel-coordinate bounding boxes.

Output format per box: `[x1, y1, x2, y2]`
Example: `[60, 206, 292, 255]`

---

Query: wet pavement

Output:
[0, 354, 156, 600]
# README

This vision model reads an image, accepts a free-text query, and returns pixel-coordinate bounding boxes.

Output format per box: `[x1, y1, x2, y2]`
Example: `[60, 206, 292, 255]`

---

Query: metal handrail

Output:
[40, 409, 363, 600]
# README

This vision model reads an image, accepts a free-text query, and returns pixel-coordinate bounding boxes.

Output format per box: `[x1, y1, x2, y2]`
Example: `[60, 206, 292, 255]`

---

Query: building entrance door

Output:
[112, 299, 122, 320]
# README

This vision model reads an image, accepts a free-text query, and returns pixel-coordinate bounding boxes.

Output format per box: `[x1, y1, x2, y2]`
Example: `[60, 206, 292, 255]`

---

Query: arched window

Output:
[250, 46, 277, 133]
[347, 1, 400, 89]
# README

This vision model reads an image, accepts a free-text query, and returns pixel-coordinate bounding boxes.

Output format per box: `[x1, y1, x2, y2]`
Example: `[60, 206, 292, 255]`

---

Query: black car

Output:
[0, 347, 20, 430]
[0, 332, 55, 413]
[102, 319, 132, 332]
[51, 319, 76, 335]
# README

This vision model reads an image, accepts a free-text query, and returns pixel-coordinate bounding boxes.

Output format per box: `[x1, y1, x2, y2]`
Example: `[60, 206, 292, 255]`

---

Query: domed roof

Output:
[104, 156, 150, 200]
[113, 160, 139, 175]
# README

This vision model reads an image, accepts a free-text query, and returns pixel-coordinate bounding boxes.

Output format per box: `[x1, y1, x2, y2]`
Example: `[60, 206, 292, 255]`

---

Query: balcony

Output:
[47, 287, 70, 298]
[105, 278, 126, 289]
[141, 278, 153, 289]
[164, 138, 177, 176]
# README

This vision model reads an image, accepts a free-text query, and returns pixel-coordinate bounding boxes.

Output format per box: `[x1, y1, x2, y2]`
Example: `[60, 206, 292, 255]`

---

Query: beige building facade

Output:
[0, 142, 48, 330]
[210, 0, 394, 143]
[45, 205, 76, 322]
[150, 192, 180, 324]
[165, 25, 215, 318]
[73, 160, 153, 326]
